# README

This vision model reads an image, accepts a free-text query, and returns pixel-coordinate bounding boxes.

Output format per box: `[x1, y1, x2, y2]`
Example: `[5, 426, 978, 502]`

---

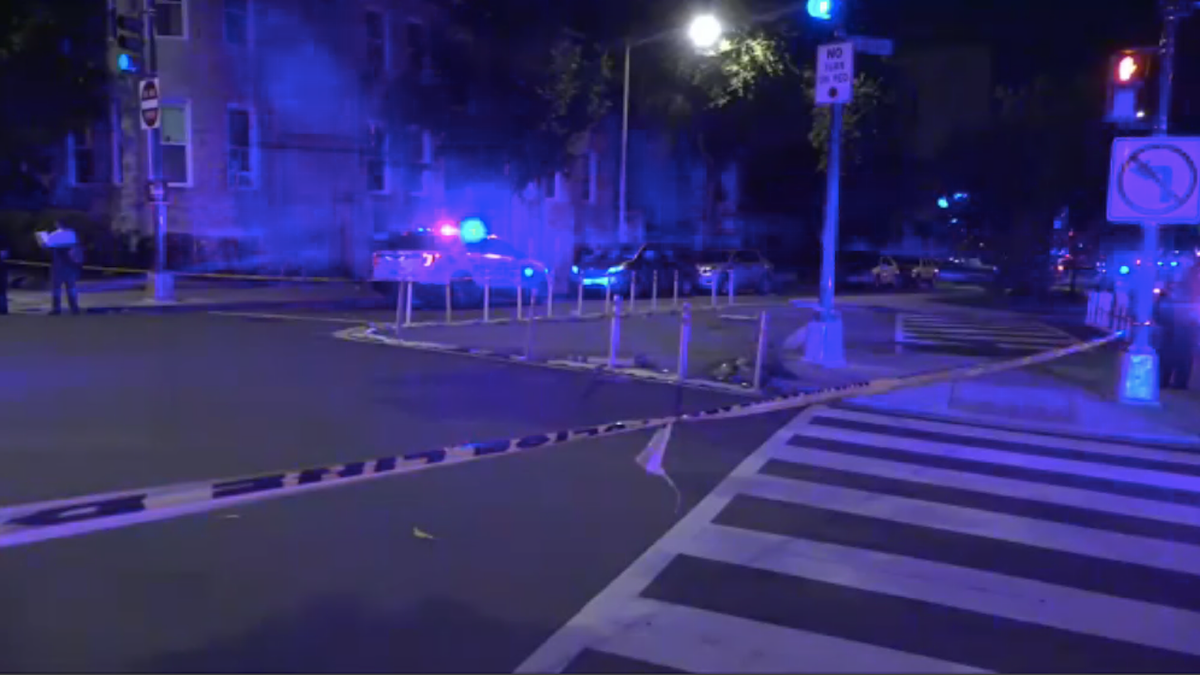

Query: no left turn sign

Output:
[1107, 137, 1200, 224]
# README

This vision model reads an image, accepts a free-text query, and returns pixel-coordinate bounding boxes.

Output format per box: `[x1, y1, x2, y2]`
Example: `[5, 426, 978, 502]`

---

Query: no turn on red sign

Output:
[815, 42, 854, 106]
[139, 77, 161, 130]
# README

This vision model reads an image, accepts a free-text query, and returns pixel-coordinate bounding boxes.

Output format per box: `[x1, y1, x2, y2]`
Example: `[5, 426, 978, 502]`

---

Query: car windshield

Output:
[579, 246, 638, 266]
[698, 250, 732, 264]
[378, 233, 443, 251]
[893, 256, 921, 266]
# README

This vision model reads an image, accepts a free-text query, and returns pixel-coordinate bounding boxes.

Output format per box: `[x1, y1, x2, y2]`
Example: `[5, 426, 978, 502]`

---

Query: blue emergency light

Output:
[460, 217, 488, 244]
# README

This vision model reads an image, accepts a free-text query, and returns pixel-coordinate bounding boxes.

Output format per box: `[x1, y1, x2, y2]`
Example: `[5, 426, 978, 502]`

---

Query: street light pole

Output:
[618, 40, 631, 245]
[144, 0, 172, 300]
[803, 8, 848, 367]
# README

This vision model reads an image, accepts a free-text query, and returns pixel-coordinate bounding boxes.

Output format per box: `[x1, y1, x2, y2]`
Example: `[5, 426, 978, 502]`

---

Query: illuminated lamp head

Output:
[460, 217, 488, 244]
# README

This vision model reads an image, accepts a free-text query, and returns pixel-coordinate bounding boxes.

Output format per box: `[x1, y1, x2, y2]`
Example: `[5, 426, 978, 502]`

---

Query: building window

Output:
[161, 103, 191, 186]
[406, 21, 426, 72]
[68, 126, 99, 184]
[224, 0, 248, 45]
[155, 0, 186, 38]
[367, 122, 387, 193]
[366, 10, 386, 80]
[227, 107, 253, 188]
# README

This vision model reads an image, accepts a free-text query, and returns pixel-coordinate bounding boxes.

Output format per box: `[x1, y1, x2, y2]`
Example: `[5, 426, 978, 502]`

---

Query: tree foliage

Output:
[0, 0, 109, 179]
[803, 70, 889, 171]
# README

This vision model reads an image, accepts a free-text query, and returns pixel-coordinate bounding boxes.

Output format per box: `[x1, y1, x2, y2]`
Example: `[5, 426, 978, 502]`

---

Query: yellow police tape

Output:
[5, 259, 357, 284]
[0, 331, 1123, 550]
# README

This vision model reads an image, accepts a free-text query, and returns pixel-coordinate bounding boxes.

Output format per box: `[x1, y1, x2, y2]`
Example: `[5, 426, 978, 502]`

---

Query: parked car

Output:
[893, 256, 940, 288]
[937, 257, 998, 286]
[371, 228, 549, 306]
[573, 243, 698, 297]
[695, 248, 776, 295]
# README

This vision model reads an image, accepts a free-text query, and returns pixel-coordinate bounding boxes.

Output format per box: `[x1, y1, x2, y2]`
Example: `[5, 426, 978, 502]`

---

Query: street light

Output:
[618, 13, 723, 245]
[687, 14, 723, 50]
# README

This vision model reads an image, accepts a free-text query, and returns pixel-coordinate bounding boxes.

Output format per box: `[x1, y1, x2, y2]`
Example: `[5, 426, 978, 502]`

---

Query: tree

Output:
[0, 0, 110, 203]
[803, 70, 889, 171]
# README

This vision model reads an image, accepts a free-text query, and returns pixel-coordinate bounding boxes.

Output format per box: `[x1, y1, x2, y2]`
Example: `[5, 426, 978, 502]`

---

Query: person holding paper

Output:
[36, 223, 82, 315]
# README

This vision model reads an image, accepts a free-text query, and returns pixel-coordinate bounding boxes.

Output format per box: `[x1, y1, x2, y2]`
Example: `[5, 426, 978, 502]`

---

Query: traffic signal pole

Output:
[144, 0, 173, 301]
[1119, 0, 1182, 404]
[804, 5, 847, 367]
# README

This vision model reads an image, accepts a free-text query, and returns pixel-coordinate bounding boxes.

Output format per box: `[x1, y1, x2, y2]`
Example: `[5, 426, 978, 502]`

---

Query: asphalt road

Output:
[0, 312, 796, 672]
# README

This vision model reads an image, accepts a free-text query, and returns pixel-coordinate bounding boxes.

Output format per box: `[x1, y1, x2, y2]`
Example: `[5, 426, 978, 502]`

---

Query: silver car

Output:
[696, 249, 776, 294]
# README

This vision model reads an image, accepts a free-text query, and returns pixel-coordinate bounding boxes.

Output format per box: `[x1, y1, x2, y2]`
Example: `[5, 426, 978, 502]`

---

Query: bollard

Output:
[727, 269, 735, 305]
[629, 272, 637, 315]
[516, 272, 524, 321]
[576, 280, 584, 316]
[445, 282, 453, 323]
[711, 272, 718, 307]
[546, 273, 554, 318]
[652, 270, 659, 312]
[483, 274, 491, 322]
[404, 278, 414, 326]
[604, 278, 613, 316]
[673, 269, 680, 308]
[525, 288, 538, 359]
[398, 278, 412, 331]
[753, 310, 769, 391]
[677, 302, 691, 381]
[608, 295, 623, 368]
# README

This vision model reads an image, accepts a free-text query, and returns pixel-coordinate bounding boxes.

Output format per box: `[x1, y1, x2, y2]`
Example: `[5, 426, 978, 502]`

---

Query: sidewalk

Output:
[5, 282, 388, 315]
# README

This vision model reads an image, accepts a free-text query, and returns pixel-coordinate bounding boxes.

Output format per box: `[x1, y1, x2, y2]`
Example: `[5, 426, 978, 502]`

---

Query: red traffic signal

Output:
[1112, 49, 1152, 84]
[1106, 48, 1156, 128]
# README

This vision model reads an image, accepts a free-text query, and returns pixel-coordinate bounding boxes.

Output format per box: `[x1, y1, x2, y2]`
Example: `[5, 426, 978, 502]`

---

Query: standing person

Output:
[36, 222, 82, 315]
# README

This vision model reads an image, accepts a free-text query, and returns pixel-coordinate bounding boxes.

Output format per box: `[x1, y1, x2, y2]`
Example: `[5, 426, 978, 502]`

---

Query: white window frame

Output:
[224, 0, 251, 46]
[226, 104, 257, 190]
[157, 99, 193, 188]
[67, 126, 100, 185]
[366, 120, 389, 194]
[365, 8, 389, 80]
[154, 0, 188, 39]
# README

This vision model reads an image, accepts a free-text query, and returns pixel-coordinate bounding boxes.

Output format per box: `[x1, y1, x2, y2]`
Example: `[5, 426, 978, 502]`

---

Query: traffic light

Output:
[1106, 48, 1156, 128]
[807, 0, 834, 20]
[114, 13, 144, 73]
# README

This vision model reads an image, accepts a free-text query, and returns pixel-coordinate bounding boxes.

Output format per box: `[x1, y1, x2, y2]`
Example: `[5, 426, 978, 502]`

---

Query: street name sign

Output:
[849, 35, 893, 57]
[1107, 136, 1200, 224]
[815, 42, 854, 106]
[139, 78, 161, 130]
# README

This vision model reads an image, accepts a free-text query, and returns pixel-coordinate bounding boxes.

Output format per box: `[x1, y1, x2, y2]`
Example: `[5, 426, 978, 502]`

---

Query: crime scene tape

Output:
[0, 331, 1124, 550]
[6, 259, 356, 284]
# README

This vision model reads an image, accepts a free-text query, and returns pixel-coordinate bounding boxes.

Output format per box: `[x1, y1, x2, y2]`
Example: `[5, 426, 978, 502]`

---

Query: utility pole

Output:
[803, 3, 848, 367]
[618, 40, 631, 245]
[144, 0, 173, 300]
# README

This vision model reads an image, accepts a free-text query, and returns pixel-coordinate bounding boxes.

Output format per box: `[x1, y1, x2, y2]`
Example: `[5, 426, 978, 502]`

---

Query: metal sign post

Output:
[142, 0, 172, 301]
[804, 36, 854, 367]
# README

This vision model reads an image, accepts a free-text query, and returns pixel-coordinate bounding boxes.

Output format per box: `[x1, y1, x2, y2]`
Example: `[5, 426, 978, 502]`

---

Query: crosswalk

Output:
[517, 406, 1200, 674]
[896, 313, 1079, 355]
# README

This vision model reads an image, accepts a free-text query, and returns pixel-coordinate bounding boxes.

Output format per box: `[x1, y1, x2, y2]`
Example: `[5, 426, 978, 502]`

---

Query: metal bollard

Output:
[677, 302, 691, 381]
[445, 282, 453, 323]
[727, 269, 735, 305]
[652, 270, 659, 312]
[753, 310, 769, 391]
[673, 269, 680, 307]
[546, 273, 554, 318]
[516, 272, 524, 321]
[483, 274, 491, 322]
[400, 278, 410, 331]
[629, 272, 637, 315]
[711, 272, 718, 307]
[604, 278, 612, 316]
[525, 289, 537, 359]
[608, 295, 622, 368]
[404, 278, 414, 326]
[576, 280, 584, 316]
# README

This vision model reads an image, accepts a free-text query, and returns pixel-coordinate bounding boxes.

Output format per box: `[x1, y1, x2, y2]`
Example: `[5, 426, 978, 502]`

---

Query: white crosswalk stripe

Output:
[517, 406, 1200, 674]
[897, 313, 1078, 354]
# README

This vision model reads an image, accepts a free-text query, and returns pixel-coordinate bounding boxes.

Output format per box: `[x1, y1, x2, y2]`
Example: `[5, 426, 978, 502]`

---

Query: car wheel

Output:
[757, 274, 774, 295]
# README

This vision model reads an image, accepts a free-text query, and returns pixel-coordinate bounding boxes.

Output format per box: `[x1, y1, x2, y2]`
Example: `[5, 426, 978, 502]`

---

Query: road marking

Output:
[209, 311, 368, 324]
[518, 405, 1200, 673]
[897, 313, 1078, 354]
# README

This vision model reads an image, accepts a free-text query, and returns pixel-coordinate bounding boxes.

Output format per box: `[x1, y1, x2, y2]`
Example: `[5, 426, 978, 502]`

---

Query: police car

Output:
[371, 218, 550, 307]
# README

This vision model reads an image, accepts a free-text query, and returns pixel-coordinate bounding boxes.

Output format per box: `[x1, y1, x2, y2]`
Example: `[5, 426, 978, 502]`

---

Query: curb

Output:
[15, 297, 395, 316]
